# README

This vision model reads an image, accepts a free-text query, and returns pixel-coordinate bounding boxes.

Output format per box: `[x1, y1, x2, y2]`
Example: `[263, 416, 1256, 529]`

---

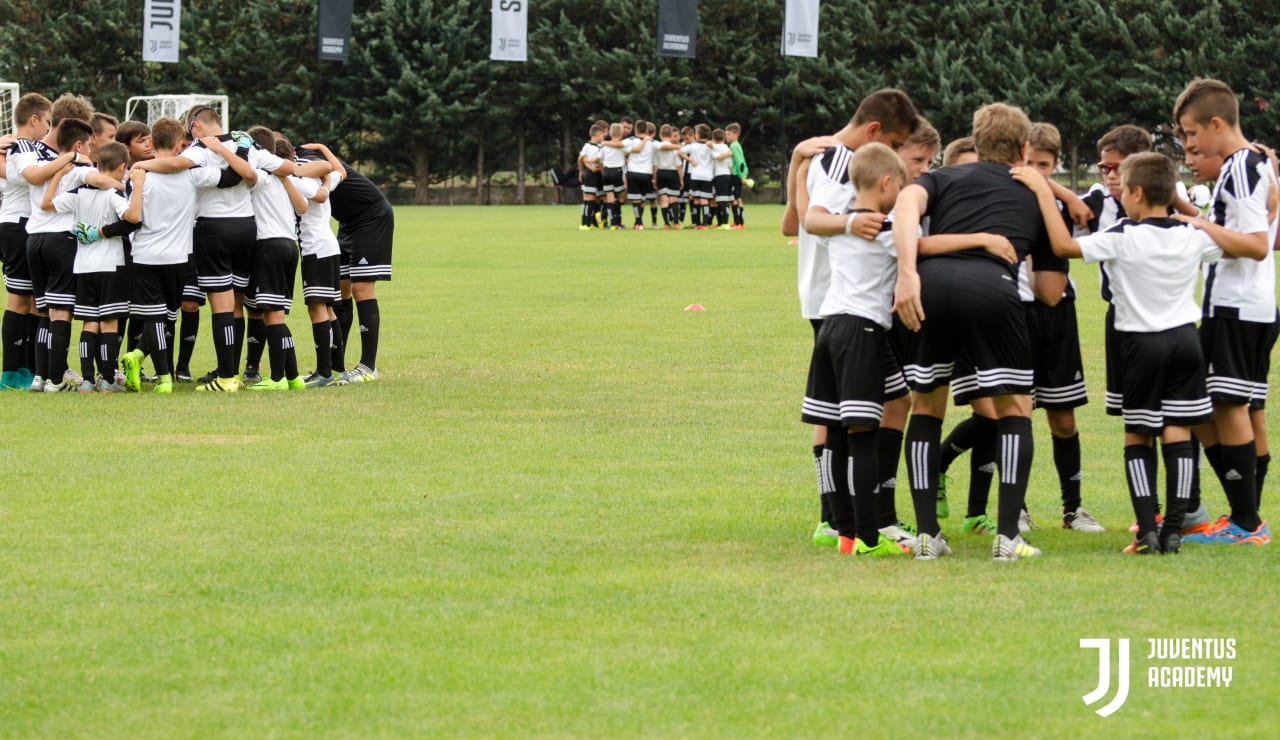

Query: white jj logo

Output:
[1080, 638, 1130, 717]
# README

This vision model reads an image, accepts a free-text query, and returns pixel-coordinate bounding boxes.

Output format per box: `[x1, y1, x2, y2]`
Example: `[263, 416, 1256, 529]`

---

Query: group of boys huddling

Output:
[0, 91, 393, 394]
[577, 116, 750, 231]
[789, 81, 1274, 560]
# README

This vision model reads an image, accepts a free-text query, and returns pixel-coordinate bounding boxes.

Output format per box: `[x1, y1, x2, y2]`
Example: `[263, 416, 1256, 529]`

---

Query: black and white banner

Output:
[782, 0, 820, 58]
[656, 0, 697, 59]
[318, 0, 354, 62]
[491, 0, 527, 62]
[142, 0, 181, 63]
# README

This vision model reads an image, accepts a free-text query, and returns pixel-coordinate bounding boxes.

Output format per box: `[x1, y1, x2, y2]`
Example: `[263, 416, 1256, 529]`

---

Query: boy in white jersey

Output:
[682, 124, 715, 230]
[577, 124, 605, 230]
[1174, 78, 1277, 546]
[42, 142, 137, 392]
[291, 141, 344, 387]
[118, 120, 254, 393]
[654, 124, 685, 229]
[800, 143, 911, 557]
[1015, 152, 1266, 553]
[598, 123, 627, 229]
[710, 128, 733, 228]
[623, 121, 659, 230]
[0, 93, 53, 390]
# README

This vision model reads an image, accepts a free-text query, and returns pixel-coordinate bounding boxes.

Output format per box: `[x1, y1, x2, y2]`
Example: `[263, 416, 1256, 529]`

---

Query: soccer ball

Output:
[742, 177, 755, 189]
[1188, 184, 1211, 210]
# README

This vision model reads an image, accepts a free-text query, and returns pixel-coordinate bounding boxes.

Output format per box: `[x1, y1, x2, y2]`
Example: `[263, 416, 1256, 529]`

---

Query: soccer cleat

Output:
[77, 379, 96, 394]
[1062, 507, 1106, 533]
[63, 368, 84, 385]
[195, 376, 241, 393]
[141, 372, 158, 384]
[95, 377, 125, 393]
[855, 534, 910, 557]
[27, 375, 45, 392]
[344, 364, 379, 384]
[1179, 514, 1226, 544]
[936, 473, 950, 519]
[1180, 504, 1210, 534]
[287, 376, 306, 390]
[837, 535, 856, 555]
[1018, 508, 1039, 532]
[304, 372, 335, 388]
[174, 368, 195, 383]
[633, 223, 644, 230]
[43, 379, 76, 393]
[196, 368, 218, 384]
[120, 349, 144, 392]
[578, 225, 590, 231]
[0, 370, 24, 390]
[246, 377, 288, 391]
[1203, 518, 1270, 546]
[1122, 531, 1161, 555]
[812, 521, 839, 548]
[962, 514, 998, 535]
[912, 532, 952, 560]
[993, 534, 1042, 560]
[1129, 512, 1163, 534]
[242, 368, 262, 385]
[154, 375, 174, 394]
[878, 521, 917, 546]
[1158, 530, 1182, 554]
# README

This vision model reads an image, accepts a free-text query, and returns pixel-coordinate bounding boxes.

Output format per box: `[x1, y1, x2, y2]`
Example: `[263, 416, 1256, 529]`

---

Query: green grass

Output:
[1, 205, 1278, 737]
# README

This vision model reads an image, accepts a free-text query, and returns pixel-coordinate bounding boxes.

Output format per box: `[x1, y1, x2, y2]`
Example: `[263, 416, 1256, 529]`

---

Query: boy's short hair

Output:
[850, 89, 920, 137]
[608, 122, 623, 140]
[848, 142, 908, 192]
[726, 122, 741, 135]
[1097, 124, 1151, 156]
[680, 126, 694, 137]
[50, 93, 93, 128]
[972, 102, 1031, 164]
[247, 125, 275, 151]
[273, 133, 294, 160]
[593, 118, 607, 129]
[695, 123, 711, 140]
[183, 105, 222, 135]
[1173, 78, 1239, 128]
[55, 118, 93, 152]
[712, 128, 725, 142]
[1028, 122, 1062, 160]
[115, 120, 150, 146]
[942, 136, 977, 167]
[91, 112, 119, 135]
[659, 123, 673, 138]
[14, 93, 52, 127]
[905, 116, 940, 150]
[1119, 151, 1177, 208]
[93, 141, 129, 173]
[150, 117, 184, 150]
[589, 124, 606, 137]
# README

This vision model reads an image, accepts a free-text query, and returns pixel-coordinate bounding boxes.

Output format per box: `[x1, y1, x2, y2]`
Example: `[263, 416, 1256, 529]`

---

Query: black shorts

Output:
[625, 172, 655, 201]
[730, 175, 743, 200]
[1, 219, 32, 295]
[26, 232, 77, 311]
[301, 253, 341, 304]
[903, 258, 1033, 404]
[656, 170, 681, 197]
[182, 256, 206, 305]
[246, 238, 298, 312]
[689, 178, 713, 200]
[713, 174, 733, 202]
[130, 262, 186, 320]
[337, 206, 393, 283]
[1200, 309, 1280, 409]
[601, 167, 625, 194]
[801, 314, 908, 428]
[1026, 298, 1087, 409]
[193, 216, 256, 293]
[1104, 305, 1122, 416]
[74, 269, 129, 321]
[1119, 325, 1212, 436]
[581, 169, 603, 196]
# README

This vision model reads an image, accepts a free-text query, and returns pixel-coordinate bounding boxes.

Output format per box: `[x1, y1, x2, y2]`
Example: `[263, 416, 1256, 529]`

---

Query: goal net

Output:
[124, 94, 230, 129]
[0, 82, 19, 134]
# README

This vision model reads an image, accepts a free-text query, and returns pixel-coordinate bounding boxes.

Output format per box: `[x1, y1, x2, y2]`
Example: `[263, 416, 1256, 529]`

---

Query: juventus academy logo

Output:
[787, 32, 796, 46]
[1080, 638, 1130, 717]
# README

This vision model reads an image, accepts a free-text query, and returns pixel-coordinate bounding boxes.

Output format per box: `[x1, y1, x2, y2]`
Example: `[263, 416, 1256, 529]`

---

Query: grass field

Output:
[2, 204, 1278, 737]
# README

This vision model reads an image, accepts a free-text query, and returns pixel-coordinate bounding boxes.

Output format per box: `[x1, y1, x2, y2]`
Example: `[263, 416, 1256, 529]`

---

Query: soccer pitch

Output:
[1, 204, 1277, 736]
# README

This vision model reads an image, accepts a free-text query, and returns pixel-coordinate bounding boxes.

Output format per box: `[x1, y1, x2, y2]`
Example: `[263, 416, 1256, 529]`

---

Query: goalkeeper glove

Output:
[229, 130, 253, 150]
[73, 222, 101, 244]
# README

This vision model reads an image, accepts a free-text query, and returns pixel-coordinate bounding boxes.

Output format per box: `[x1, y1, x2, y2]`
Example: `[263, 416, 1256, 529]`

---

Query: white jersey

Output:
[292, 171, 342, 258]
[1, 138, 39, 223]
[626, 139, 659, 174]
[51, 187, 129, 273]
[818, 214, 897, 328]
[798, 145, 856, 319]
[600, 141, 627, 169]
[24, 159, 92, 235]
[655, 144, 681, 171]
[711, 143, 732, 177]
[131, 167, 223, 265]
[181, 139, 285, 219]
[249, 169, 299, 241]
[1078, 218, 1222, 333]
[578, 141, 602, 169]
[1203, 147, 1277, 322]
[683, 142, 714, 180]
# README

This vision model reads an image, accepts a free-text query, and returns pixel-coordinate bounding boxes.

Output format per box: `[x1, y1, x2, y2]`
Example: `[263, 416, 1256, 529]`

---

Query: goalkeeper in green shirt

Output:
[725, 123, 750, 229]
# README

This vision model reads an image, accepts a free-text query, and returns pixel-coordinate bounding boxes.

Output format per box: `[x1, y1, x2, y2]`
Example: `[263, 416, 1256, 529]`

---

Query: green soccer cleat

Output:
[855, 533, 910, 557]
[936, 472, 950, 519]
[154, 375, 174, 394]
[962, 514, 998, 535]
[195, 376, 242, 393]
[286, 376, 306, 390]
[247, 377, 289, 391]
[812, 521, 839, 548]
[120, 349, 144, 392]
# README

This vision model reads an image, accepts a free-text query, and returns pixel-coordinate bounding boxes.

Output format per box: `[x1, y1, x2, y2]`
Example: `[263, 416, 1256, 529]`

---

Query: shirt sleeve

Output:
[1221, 160, 1271, 234]
[187, 165, 223, 189]
[51, 192, 77, 214]
[806, 149, 852, 215]
[1077, 231, 1122, 264]
[111, 193, 130, 219]
[292, 176, 320, 200]
[180, 147, 208, 166]
[10, 150, 38, 181]
[250, 147, 285, 173]
[1192, 228, 1224, 263]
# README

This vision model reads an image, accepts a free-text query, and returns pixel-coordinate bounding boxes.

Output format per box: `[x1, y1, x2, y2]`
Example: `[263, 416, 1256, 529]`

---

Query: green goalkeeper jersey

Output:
[729, 141, 748, 178]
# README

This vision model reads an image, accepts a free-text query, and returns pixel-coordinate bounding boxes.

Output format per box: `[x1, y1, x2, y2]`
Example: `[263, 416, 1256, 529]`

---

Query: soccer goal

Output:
[124, 94, 230, 129]
[0, 81, 19, 134]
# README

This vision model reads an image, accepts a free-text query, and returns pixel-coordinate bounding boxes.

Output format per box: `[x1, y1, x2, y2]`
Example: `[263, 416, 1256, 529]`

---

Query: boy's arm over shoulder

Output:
[1011, 166, 1082, 259]
[1172, 213, 1268, 260]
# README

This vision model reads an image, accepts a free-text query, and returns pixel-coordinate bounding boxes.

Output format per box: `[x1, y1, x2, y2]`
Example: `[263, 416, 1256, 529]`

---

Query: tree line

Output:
[3, 0, 1279, 203]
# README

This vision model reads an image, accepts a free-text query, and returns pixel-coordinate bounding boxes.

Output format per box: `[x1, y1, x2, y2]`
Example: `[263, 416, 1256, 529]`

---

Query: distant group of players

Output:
[788, 80, 1275, 560]
[0, 91, 393, 394]
[576, 116, 751, 231]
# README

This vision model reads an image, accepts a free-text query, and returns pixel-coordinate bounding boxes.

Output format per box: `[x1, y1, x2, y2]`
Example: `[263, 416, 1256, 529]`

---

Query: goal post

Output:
[0, 81, 19, 135]
[124, 94, 230, 129]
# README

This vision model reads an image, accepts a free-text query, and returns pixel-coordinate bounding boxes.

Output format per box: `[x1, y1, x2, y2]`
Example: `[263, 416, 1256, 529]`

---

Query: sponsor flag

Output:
[782, 0, 820, 58]
[318, 0, 354, 62]
[491, 0, 528, 62]
[656, 0, 697, 59]
[142, 0, 181, 63]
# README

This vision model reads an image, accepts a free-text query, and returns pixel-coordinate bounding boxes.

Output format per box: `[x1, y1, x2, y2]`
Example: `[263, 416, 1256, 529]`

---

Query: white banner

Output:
[143, 0, 181, 63]
[490, 0, 527, 62]
[782, 0, 819, 58]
